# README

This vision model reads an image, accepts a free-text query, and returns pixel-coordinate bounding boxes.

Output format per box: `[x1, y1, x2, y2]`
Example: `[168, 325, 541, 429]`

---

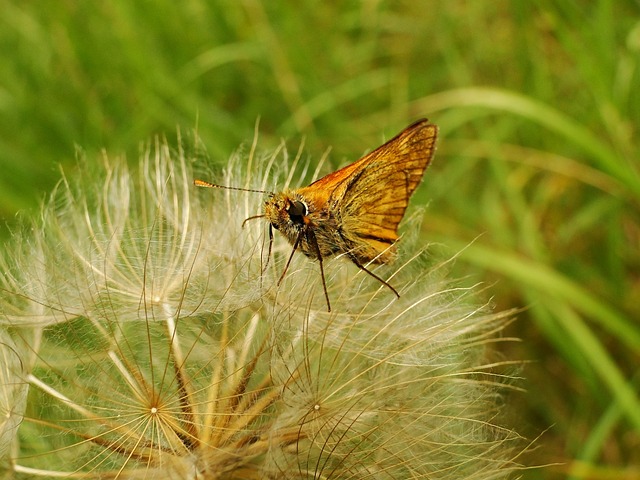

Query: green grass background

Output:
[1, 1, 638, 478]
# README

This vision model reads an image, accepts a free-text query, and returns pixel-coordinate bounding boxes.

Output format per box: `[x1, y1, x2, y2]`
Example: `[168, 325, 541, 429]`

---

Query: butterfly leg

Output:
[276, 228, 331, 312]
[262, 223, 274, 274]
[305, 228, 331, 312]
[346, 253, 400, 298]
[278, 229, 302, 286]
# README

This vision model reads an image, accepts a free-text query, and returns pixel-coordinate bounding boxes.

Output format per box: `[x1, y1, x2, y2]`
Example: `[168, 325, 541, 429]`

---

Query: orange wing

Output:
[308, 119, 438, 262]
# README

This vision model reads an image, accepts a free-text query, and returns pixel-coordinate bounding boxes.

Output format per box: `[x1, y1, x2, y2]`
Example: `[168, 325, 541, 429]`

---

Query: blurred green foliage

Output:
[1, 1, 639, 478]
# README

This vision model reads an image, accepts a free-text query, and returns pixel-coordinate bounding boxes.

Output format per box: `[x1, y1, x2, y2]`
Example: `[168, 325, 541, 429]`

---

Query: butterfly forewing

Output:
[311, 119, 437, 262]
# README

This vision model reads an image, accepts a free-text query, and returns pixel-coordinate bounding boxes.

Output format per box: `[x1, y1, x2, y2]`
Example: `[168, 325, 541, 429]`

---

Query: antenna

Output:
[193, 179, 273, 195]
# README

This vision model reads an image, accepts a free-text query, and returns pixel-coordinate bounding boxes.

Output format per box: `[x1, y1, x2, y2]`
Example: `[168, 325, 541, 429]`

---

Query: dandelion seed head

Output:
[0, 331, 27, 461]
[1, 132, 524, 478]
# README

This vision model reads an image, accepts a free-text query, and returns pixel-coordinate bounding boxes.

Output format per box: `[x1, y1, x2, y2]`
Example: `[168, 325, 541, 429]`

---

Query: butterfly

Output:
[195, 119, 438, 311]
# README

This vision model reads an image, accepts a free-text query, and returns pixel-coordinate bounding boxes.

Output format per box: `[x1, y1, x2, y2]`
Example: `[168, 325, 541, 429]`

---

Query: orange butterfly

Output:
[196, 119, 438, 311]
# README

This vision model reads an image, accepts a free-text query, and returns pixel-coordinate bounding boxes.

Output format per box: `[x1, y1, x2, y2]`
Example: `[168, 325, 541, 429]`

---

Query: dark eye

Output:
[288, 200, 307, 223]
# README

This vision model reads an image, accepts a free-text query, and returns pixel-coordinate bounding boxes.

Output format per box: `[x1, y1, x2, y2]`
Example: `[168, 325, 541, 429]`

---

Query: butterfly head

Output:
[264, 191, 309, 234]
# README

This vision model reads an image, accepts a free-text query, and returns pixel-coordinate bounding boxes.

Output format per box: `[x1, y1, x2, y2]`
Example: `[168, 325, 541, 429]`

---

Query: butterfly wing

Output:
[323, 119, 437, 263]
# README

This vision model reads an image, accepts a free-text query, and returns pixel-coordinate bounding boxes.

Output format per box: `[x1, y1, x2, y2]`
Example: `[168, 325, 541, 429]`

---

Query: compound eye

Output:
[288, 200, 307, 223]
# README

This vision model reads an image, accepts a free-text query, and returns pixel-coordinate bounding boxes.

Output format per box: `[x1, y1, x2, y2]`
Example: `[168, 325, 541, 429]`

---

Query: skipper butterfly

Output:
[195, 119, 438, 311]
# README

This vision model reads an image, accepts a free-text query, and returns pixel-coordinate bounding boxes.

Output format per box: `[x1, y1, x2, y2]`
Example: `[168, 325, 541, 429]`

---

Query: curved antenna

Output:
[241, 214, 266, 228]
